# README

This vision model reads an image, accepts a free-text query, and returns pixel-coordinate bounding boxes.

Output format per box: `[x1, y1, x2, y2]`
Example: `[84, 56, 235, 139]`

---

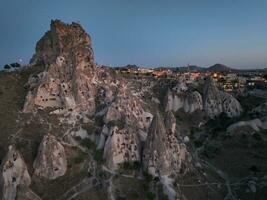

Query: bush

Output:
[80, 138, 94, 149]
[193, 139, 203, 147]
[203, 141, 222, 158]
[93, 149, 104, 164]
[10, 63, 21, 68]
[118, 161, 141, 171]
[129, 191, 139, 199]
[143, 171, 153, 182]
[146, 192, 155, 200]
[72, 153, 86, 164]
[4, 64, 11, 70]
[94, 116, 104, 127]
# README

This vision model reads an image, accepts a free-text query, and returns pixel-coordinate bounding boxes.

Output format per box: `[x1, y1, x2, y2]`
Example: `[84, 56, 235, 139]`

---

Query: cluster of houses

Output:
[116, 65, 267, 93]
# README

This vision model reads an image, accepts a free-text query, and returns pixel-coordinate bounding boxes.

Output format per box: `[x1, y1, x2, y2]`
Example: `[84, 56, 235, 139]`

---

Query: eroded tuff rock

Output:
[165, 80, 203, 113]
[203, 77, 242, 118]
[30, 19, 93, 65]
[104, 89, 153, 132]
[1, 146, 31, 200]
[143, 112, 189, 176]
[23, 20, 119, 117]
[103, 126, 141, 170]
[33, 134, 67, 180]
[227, 118, 267, 133]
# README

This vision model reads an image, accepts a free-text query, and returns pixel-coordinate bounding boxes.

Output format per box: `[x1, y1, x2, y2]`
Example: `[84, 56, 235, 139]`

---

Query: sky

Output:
[0, 0, 267, 69]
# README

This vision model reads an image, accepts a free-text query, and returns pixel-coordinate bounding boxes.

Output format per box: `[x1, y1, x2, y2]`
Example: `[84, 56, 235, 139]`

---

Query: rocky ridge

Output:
[203, 77, 242, 118]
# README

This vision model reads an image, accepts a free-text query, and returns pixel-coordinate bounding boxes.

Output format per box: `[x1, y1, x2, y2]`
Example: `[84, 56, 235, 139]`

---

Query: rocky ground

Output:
[0, 20, 267, 200]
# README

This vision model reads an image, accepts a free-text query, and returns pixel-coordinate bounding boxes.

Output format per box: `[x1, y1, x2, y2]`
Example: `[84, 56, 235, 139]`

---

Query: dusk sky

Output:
[0, 0, 267, 69]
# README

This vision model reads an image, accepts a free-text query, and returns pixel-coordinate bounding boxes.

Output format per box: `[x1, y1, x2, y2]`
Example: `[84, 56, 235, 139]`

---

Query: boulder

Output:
[33, 134, 67, 180]
[1, 146, 31, 200]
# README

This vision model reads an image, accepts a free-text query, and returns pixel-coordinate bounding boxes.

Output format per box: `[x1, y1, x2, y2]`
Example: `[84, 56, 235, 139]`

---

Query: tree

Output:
[10, 62, 21, 68]
[4, 64, 11, 70]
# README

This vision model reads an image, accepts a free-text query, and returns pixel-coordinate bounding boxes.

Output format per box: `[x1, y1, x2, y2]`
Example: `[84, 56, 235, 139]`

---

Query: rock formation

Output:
[165, 80, 203, 113]
[33, 134, 67, 180]
[1, 146, 31, 200]
[227, 118, 267, 133]
[104, 89, 153, 132]
[143, 112, 189, 176]
[103, 126, 141, 170]
[16, 185, 42, 200]
[23, 19, 99, 115]
[203, 77, 242, 118]
[164, 111, 177, 134]
[165, 89, 203, 113]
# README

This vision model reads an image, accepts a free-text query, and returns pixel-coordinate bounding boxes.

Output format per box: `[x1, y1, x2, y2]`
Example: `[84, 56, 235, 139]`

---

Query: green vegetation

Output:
[146, 192, 155, 200]
[82, 122, 96, 134]
[80, 138, 94, 149]
[129, 191, 139, 200]
[3, 63, 21, 70]
[4, 64, 11, 70]
[72, 153, 86, 164]
[93, 149, 104, 163]
[143, 171, 153, 182]
[94, 115, 104, 127]
[79, 138, 105, 164]
[203, 140, 222, 158]
[118, 161, 141, 171]
[206, 113, 239, 134]
[157, 184, 169, 200]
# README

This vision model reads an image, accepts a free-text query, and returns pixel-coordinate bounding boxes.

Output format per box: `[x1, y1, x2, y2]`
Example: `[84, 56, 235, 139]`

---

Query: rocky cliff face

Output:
[104, 89, 153, 133]
[165, 80, 203, 113]
[165, 88, 203, 113]
[23, 20, 154, 173]
[143, 112, 189, 177]
[203, 77, 242, 118]
[103, 126, 141, 170]
[23, 20, 115, 116]
[33, 134, 67, 180]
[1, 146, 31, 200]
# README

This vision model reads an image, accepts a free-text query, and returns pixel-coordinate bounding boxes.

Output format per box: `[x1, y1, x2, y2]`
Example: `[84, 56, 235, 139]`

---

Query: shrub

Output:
[146, 192, 155, 200]
[4, 64, 11, 70]
[72, 153, 86, 164]
[119, 161, 141, 171]
[10, 63, 21, 68]
[93, 149, 104, 164]
[94, 116, 104, 127]
[203, 141, 222, 158]
[143, 171, 153, 182]
[80, 138, 94, 149]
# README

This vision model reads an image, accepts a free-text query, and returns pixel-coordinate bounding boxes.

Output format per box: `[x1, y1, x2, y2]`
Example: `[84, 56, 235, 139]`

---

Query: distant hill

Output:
[207, 63, 233, 72]
[177, 65, 205, 72]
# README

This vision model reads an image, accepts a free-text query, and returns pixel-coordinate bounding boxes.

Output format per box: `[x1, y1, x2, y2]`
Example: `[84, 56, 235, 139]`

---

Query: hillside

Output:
[0, 20, 267, 200]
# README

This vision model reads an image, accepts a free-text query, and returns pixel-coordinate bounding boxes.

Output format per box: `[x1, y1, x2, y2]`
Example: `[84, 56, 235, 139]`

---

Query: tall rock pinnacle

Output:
[30, 19, 94, 66]
[203, 77, 242, 118]
[23, 20, 97, 114]
[143, 112, 189, 176]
